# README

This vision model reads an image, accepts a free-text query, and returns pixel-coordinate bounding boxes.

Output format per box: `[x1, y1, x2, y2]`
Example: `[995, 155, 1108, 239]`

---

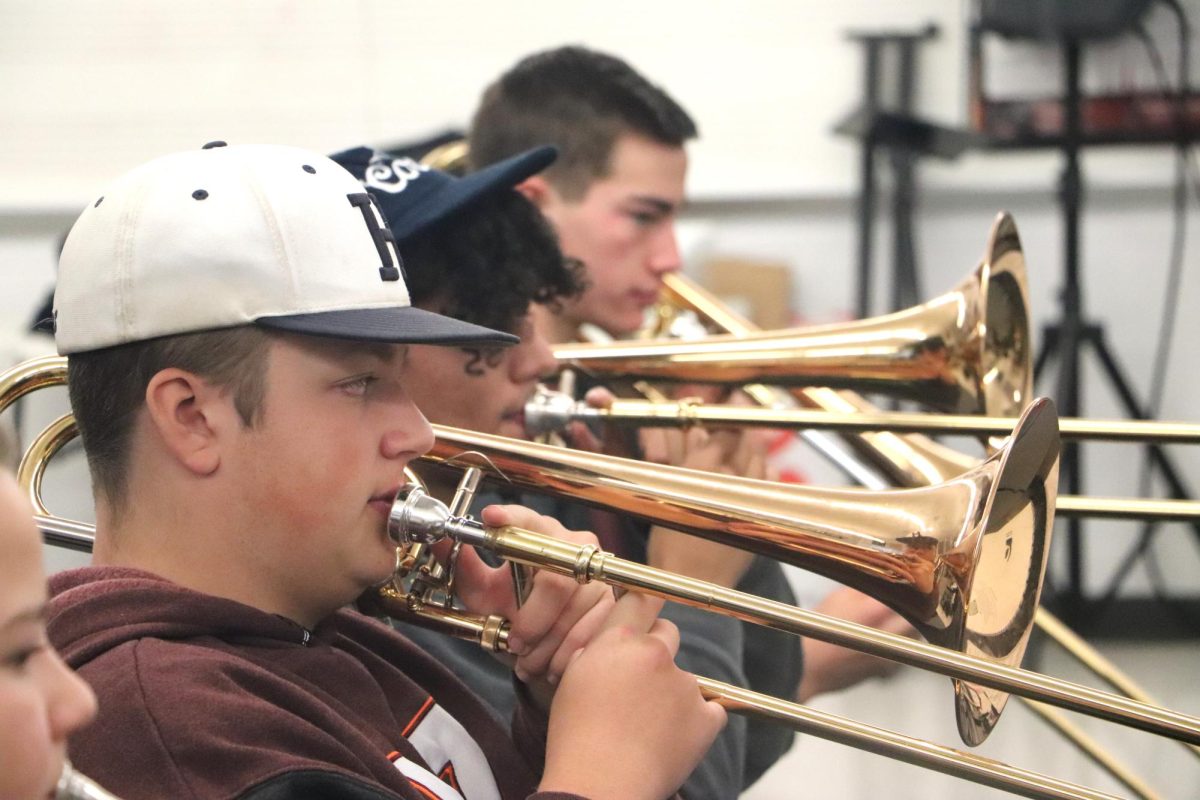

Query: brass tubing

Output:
[1054, 496, 1200, 521]
[659, 274, 984, 485]
[1021, 700, 1164, 800]
[544, 396, 1200, 444]
[396, 496, 1200, 747]
[26, 508, 1144, 800]
[37, 514, 95, 553]
[0, 354, 68, 413]
[27, 512, 1132, 800]
[372, 572, 1123, 800]
[1035, 607, 1200, 764]
[698, 678, 1124, 800]
[658, 265, 1200, 765]
[525, 391, 1200, 520]
[555, 213, 1033, 421]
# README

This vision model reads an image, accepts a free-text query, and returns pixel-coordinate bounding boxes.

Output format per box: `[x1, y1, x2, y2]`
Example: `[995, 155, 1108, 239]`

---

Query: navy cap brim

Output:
[255, 306, 519, 346]
[331, 144, 557, 243]
[389, 145, 556, 241]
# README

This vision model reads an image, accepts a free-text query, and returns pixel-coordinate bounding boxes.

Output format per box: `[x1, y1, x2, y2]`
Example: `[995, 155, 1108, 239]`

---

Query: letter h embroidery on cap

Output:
[347, 192, 403, 282]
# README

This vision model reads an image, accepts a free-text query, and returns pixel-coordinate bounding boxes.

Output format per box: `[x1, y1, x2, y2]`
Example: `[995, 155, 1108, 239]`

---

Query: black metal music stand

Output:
[1030, 39, 1200, 626]
[836, 25, 974, 318]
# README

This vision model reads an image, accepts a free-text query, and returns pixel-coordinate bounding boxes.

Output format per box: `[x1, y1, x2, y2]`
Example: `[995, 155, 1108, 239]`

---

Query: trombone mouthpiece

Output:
[523, 385, 590, 437]
[388, 484, 453, 546]
[56, 762, 122, 800]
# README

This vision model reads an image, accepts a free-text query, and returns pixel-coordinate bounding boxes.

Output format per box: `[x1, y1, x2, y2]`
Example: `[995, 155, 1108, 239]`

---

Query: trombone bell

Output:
[553, 226, 1031, 419]
[421, 397, 1061, 746]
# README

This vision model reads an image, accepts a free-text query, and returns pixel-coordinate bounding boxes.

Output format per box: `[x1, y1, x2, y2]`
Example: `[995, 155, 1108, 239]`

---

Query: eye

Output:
[2, 644, 43, 673]
[628, 210, 660, 227]
[338, 375, 378, 397]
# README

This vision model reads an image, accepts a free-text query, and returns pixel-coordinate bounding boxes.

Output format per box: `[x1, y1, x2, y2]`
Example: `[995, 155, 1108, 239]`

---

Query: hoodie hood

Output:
[49, 566, 316, 669]
[46, 566, 550, 800]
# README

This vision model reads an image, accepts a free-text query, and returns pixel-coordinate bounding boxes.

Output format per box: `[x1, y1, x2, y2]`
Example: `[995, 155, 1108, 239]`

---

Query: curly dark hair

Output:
[400, 188, 585, 335]
[469, 46, 697, 200]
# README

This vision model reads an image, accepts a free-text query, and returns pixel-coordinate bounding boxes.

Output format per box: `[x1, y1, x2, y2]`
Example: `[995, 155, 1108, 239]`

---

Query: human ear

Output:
[516, 175, 555, 210]
[143, 369, 232, 476]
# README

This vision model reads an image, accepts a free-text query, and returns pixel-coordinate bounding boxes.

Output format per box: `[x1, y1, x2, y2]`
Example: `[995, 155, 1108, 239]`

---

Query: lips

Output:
[630, 289, 661, 308]
[369, 485, 404, 516]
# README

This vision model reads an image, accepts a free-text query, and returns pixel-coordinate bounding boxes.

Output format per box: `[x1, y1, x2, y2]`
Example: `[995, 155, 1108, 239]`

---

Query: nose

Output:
[647, 222, 682, 276]
[509, 330, 559, 384]
[45, 650, 97, 742]
[381, 398, 435, 461]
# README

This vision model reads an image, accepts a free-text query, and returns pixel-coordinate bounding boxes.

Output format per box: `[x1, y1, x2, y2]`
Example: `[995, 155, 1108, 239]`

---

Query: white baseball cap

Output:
[54, 141, 518, 355]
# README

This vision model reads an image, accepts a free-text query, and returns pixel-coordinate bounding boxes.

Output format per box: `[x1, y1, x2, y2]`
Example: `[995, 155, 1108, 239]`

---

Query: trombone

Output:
[526, 387, 1200, 445]
[418, 143, 1182, 796]
[522, 388, 1200, 524]
[620, 237, 1200, 790]
[7, 359, 1196, 798]
[553, 232, 1032, 418]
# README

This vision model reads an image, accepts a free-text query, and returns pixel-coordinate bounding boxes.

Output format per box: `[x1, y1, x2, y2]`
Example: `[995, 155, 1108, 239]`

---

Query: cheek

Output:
[0, 684, 58, 799]
[244, 418, 368, 529]
[434, 386, 504, 434]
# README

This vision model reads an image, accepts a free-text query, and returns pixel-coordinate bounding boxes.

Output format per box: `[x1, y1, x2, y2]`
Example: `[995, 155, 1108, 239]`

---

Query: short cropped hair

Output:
[469, 46, 697, 200]
[67, 326, 272, 509]
[401, 188, 585, 336]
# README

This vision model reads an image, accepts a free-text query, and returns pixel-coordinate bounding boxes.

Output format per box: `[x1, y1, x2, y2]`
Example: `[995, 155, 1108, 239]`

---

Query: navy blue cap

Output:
[330, 145, 556, 243]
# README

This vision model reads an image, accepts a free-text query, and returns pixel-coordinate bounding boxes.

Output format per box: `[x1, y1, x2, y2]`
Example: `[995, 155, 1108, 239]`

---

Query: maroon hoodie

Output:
[48, 566, 587, 800]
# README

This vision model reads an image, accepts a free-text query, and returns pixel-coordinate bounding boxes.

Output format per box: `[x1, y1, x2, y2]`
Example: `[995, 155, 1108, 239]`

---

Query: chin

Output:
[498, 421, 526, 440]
[610, 315, 646, 337]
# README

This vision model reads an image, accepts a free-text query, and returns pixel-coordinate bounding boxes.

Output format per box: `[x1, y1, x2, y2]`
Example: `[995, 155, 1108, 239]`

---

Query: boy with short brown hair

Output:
[47, 141, 723, 800]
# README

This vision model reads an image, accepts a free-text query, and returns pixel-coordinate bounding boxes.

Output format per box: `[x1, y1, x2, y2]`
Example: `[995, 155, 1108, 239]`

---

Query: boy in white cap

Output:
[46, 141, 724, 800]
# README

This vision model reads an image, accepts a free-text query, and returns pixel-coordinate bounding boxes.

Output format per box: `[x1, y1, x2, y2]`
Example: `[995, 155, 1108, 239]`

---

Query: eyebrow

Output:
[0, 604, 47, 631]
[324, 341, 403, 364]
[628, 196, 677, 215]
[360, 343, 400, 364]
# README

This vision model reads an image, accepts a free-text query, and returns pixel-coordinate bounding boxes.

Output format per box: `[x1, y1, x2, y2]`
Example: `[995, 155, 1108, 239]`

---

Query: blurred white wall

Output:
[3, 2, 1199, 797]
[4, 0, 1198, 596]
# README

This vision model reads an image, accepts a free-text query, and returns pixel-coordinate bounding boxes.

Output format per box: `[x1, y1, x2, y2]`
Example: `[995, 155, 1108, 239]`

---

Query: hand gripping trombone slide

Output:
[7, 358, 1195, 799]
[384, 470, 1131, 800]
[380, 414, 1200, 800]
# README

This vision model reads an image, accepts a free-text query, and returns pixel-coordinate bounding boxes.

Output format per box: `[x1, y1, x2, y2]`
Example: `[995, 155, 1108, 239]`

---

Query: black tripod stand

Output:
[1036, 39, 1200, 626]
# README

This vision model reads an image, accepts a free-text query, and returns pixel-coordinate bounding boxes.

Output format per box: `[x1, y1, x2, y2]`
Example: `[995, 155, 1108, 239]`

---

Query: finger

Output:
[514, 579, 611, 673]
[732, 435, 768, 480]
[646, 616, 681, 659]
[639, 428, 669, 464]
[545, 599, 614, 680]
[535, 587, 617, 681]
[701, 699, 729, 733]
[702, 425, 739, 457]
[583, 386, 616, 409]
[727, 389, 756, 407]
[666, 427, 694, 467]
[506, 569, 579, 655]
[598, 591, 665, 636]
[563, 420, 603, 453]
[480, 503, 553, 531]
